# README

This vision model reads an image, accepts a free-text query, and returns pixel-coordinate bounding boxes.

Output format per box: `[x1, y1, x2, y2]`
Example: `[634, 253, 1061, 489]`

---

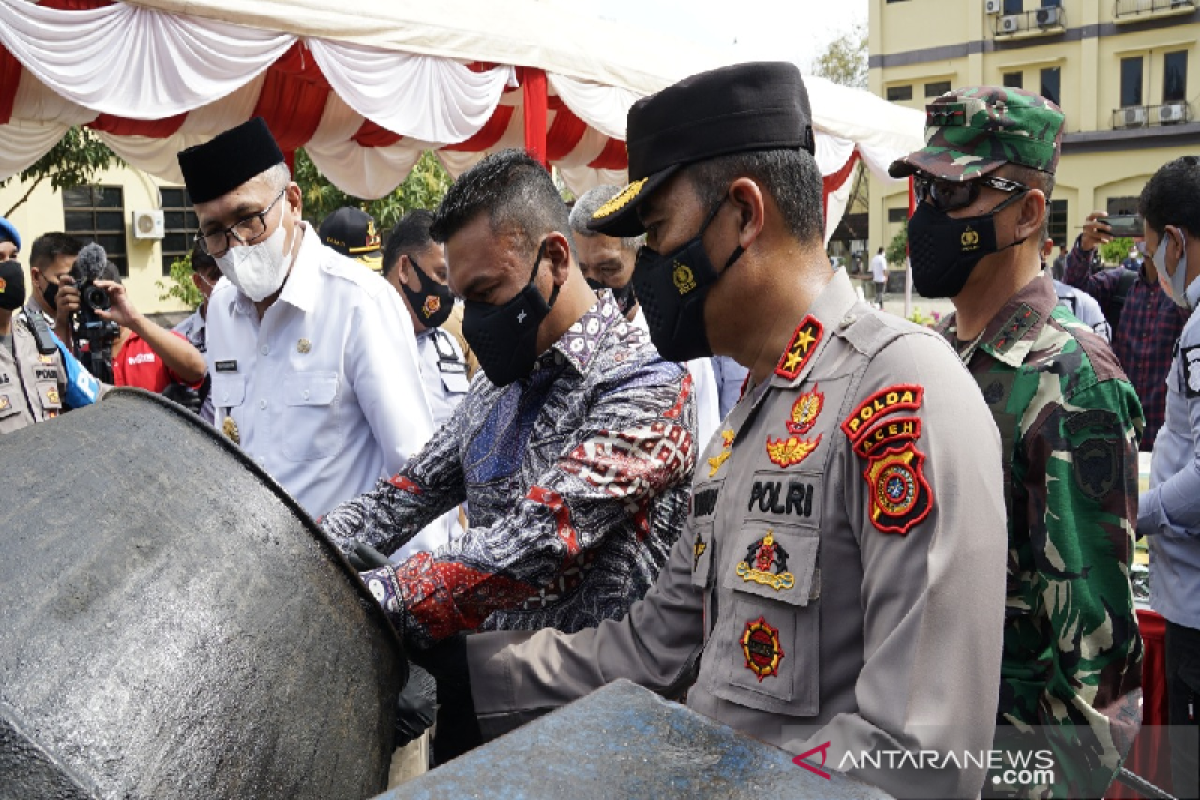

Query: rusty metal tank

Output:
[0, 389, 404, 800]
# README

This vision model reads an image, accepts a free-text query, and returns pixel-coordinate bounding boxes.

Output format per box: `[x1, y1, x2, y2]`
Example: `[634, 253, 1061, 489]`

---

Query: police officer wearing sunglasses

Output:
[892, 87, 1144, 798]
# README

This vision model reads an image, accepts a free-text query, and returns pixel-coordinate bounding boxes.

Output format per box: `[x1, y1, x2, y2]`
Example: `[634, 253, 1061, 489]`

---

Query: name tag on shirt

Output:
[215, 360, 238, 373]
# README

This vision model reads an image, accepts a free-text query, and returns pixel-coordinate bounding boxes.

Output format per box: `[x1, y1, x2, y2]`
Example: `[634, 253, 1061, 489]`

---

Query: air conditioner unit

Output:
[1122, 107, 1148, 127]
[999, 15, 1020, 33]
[1159, 103, 1187, 123]
[984, 0, 1002, 14]
[1035, 6, 1063, 26]
[132, 210, 164, 240]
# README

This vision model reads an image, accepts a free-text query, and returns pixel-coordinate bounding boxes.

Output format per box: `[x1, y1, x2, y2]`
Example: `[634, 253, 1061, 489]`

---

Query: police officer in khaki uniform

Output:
[408, 63, 1009, 799]
[0, 218, 71, 433]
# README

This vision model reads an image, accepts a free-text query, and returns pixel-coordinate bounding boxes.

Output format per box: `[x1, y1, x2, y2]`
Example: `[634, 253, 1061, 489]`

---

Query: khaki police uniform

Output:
[0, 310, 65, 434]
[464, 269, 1010, 799]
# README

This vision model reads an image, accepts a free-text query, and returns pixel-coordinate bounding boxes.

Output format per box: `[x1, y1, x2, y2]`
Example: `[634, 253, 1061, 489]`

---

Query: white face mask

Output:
[1154, 229, 1196, 309]
[216, 221, 295, 302]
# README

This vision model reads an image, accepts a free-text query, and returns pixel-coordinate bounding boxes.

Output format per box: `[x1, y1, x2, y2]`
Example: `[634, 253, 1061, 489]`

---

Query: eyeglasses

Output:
[914, 174, 1030, 213]
[195, 188, 287, 257]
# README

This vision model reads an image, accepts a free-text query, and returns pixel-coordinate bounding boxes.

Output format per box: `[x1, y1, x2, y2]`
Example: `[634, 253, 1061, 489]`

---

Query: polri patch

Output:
[775, 316, 823, 381]
[1182, 344, 1200, 399]
[736, 529, 795, 591]
[741, 616, 785, 682]
[863, 443, 933, 535]
[215, 360, 239, 373]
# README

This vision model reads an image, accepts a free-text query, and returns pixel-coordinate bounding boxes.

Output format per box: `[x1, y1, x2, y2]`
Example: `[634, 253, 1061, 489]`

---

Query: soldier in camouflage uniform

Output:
[892, 87, 1144, 798]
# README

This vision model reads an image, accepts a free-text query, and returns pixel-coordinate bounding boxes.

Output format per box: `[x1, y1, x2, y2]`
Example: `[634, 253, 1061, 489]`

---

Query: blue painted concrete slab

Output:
[377, 679, 892, 800]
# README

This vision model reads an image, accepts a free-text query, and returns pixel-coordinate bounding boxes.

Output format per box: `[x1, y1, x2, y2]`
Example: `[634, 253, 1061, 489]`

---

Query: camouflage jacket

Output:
[941, 275, 1143, 799]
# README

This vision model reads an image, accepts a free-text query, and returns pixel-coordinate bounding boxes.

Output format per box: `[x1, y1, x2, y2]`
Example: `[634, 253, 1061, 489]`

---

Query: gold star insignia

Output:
[793, 328, 816, 352]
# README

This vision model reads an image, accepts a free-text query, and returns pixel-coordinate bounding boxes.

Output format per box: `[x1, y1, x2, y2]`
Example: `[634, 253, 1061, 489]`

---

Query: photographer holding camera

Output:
[1062, 208, 1189, 450]
[75, 246, 206, 395]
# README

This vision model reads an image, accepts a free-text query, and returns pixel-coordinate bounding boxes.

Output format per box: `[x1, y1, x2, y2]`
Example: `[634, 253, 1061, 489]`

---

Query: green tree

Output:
[294, 148, 453, 231]
[885, 226, 908, 267]
[1100, 237, 1135, 267]
[2, 127, 122, 216]
[156, 250, 203, 309]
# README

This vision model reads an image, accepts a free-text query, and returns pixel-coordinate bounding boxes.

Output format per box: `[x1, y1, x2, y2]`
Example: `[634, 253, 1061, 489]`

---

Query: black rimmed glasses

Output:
[914, 174, 1030, 214]
[195, 187, 287, 257]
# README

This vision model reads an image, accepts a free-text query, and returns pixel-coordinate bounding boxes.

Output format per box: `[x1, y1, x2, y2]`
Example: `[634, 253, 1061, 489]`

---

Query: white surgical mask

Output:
[1154, 229, 1197, 309]
[216, 222, 295, 302]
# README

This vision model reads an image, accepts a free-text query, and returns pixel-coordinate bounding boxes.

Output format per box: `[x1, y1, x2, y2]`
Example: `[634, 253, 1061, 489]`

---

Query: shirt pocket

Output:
[703, 521, 820, 717]
[36, 382, 61, 417]
[210, 373, 247, 410]
[0, 393, 21, 432]
[281, 371, 341, 462]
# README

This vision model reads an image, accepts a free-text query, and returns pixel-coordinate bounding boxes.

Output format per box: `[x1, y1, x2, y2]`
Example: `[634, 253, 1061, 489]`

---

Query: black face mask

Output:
[41, 274, 59, 311]
[632, 199, 742, 362]
[907, 191, 1028, 299]
[585, 277, 638, 317]
[0, 260, 26, 311]
[462, 240, 558, 387]
[402, 256, 455, 329]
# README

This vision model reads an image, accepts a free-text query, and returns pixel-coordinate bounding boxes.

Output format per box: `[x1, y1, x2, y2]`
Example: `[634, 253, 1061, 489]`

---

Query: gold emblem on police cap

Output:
[222, 415, 240, 444]
[297, 338, 312, 354]
[672, 262, 697, 294]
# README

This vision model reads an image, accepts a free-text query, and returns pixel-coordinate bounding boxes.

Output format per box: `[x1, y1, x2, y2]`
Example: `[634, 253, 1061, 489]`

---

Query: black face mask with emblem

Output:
[401, 256, 455, 329]
[632, 199, 743, 362]
[0, 260, 26, 311]
[906, 191, 1027, 299]
[462, 240, 557, 387]
[585, 277, 638, 318]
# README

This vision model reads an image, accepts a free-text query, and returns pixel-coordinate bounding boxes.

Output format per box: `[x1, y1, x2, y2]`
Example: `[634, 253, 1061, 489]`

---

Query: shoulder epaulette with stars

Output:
[775, 316, 823, 381]
[986, 304, 1039, 355]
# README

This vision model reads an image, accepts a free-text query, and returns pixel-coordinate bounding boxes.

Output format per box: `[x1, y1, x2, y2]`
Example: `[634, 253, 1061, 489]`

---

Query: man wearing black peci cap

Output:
[407, 62, 1009, 798]
[177, 118, 434, 519]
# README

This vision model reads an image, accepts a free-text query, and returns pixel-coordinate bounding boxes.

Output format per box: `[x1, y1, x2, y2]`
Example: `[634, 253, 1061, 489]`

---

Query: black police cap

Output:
[588, 61, 814, 238]
[177, 117, 284, 205]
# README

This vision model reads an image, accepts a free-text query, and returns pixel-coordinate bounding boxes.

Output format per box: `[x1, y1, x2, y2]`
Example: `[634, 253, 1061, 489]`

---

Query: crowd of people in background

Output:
[3, 60, 1200, 800]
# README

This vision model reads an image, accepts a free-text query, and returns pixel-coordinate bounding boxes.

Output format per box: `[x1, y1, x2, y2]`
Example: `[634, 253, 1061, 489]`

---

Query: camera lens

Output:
[83, 285, 110, 312]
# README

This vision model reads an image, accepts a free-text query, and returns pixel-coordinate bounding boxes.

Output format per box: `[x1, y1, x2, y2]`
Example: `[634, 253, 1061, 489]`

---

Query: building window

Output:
[160, 188, 199, 277]
[1040, 67, 1061, 107]
[62, 186, 127, 277]
[1107, 196, 1139, 217]
[1120, 57, 1143, 108]
[887, 207, 910, 223]
[886, 85, 913, 102]
[1048, 199, 1068, 247]
[1164, 51, 1188, 103]
[1004, 0, 1023, 12]
[1041, 0, 1060, 6]
[924, 81, 952, 98]
[1003, 72, 1023, 89]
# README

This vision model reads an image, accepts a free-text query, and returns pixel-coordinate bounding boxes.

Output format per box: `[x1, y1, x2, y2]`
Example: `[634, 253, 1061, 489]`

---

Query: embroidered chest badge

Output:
[842, 384, 933, 536]
[222, 415, 240, 445]
[693, 531, 707, 571]
[297, 338, 312, 354]
[736, 529, 795, 591]
[707, 428, 735, 477]
[775, 316, 824, 381]
[741, 616, 785, 682]
[765, 385, 824, 468]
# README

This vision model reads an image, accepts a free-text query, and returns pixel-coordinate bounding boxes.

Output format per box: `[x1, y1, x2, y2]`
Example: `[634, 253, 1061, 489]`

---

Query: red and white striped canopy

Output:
[0, 0, 923, 236]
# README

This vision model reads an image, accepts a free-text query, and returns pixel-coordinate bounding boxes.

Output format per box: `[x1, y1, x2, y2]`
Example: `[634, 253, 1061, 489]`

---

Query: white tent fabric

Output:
[0, 0, 925, 235]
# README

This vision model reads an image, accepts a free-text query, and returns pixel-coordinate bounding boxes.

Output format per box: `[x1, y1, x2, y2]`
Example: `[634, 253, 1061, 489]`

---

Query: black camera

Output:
[70, 242, 120, 383]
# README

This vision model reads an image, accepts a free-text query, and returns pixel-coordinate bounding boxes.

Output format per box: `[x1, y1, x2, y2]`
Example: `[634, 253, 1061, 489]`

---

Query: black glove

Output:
[394, 663, 437, 748]
[410, 634, 484, 765]
[161, 382, 201, 413]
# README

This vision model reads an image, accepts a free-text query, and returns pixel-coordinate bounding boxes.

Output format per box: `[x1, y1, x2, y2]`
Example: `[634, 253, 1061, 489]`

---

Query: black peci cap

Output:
[177, 118, 285, 204]
[318, 207, 382, 270]
[588, 62, 814, 238]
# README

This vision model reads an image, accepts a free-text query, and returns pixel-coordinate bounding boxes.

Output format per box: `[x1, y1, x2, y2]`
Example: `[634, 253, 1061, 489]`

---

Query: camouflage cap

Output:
[889, 86, 1064, 182]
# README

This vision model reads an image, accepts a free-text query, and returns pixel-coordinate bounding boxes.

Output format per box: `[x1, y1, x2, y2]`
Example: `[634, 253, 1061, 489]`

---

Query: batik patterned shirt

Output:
[941, 275, 1144, 799]
[320, 294, 697, 649]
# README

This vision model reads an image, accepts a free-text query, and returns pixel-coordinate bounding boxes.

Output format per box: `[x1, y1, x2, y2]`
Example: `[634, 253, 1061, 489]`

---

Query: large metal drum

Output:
[0, 389, 404, 800]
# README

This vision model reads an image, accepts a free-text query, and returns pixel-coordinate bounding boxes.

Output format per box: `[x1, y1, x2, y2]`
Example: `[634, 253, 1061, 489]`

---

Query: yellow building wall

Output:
[0, 165, 191, 317]
[868, 0, 1200, 259]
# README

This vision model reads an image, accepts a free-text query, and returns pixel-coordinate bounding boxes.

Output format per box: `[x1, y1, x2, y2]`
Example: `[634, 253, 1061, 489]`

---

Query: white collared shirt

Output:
[206, 224, 434, 518]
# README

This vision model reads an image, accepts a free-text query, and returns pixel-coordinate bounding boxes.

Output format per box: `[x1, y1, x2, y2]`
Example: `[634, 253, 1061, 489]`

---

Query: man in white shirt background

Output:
[177, 117, 435, 519]
[568, 185, 721, 444]
[869, 245, 889, 309]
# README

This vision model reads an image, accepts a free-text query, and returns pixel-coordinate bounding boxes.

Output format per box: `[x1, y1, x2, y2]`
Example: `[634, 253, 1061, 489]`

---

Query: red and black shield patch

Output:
[741, 616, 785, 681]
[863, 443, 933, 535]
